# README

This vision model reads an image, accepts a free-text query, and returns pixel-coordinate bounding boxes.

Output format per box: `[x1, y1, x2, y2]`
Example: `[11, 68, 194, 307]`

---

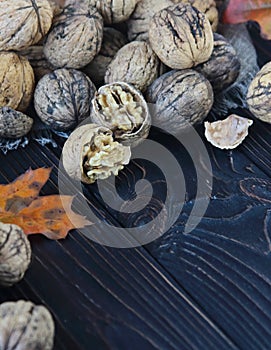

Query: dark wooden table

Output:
[1, 25, 271, 350]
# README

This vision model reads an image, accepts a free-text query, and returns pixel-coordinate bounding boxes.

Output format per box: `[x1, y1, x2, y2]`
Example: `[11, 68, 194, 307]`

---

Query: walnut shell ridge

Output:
[149, 3, 214, 70]
[96, 0, 137, 24]
[0, 107, 33, 139]
[0, 222, 31, 287]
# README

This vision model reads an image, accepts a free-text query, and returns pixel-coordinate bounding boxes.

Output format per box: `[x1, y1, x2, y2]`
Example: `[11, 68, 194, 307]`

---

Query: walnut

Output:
[20, 45, 55, 81]
[62, 124, 131, 184]
[146, 69, 213, 134]
[205, 114, 253, 149]
[0, 107, 33, 139]
[0, 0, 53, 51]
[34, 68, 96, 131]
[43, 3, 103, 69]
[96, 0, 137, 24]
[0, 222, 31, 287]
[149, 3, 214, 70]
[195, 33, 241, 92]
[0, 52, 35, 112]
[171, 0, 219, 31]
[91, 82, 151, 147]
[82, 27, 127, 86]
[247, 62, 271, 124]
[105, 41, 159, 92]
[0, 300, 54, 350]
[127, 0, 173, 42]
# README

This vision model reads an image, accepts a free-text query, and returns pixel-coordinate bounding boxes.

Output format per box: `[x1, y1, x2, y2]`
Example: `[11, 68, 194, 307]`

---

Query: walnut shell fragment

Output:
[195, 33, 241, 92]
[0, 0, 53, 51]
[0, 52, 35, 112]
[0, 300, 54, 350]
[91, 82, 151, 147]
[0, 222, 31, 287]
[0, 107, 33, 139]
[34, 68, 96, 131]
[149, 3, 214, 70]
[127, 0, 173, 42]
[146, 69, 213, 134]
[247, 62, 271, 124]
[82, 27, 127, 86]
[62, 124, 131, 184]
[44, 3, 103, 68]
[105, 41, 159, 92]
[204, 114, 253, 150]
[96, 0, 137, 24]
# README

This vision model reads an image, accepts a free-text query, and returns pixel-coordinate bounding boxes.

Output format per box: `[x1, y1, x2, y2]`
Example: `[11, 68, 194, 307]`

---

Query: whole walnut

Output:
[105, 41, 159, 92]
[34, 68, 96, 131]
[0, 52, 35, 112]
[96, 0, 137, 24]
[127, 0, 173, 42]
[195, 33, 241, 92]
[0, 300, 54, 350]
[0, 107, 33, 139]
[247, 62, 271, 124]
[149, 3, 214, 70]
[0, 0, 53, 51]
[44, 3, 103, 69]
[0, 222, 31, 287]
[171, 0, 219, 31]
[82, 27, 127, 86]
[146, 69, 214, 134]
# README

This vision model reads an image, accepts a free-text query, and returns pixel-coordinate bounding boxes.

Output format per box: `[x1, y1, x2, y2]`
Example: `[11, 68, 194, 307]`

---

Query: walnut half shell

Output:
[62, 124, 131, 184]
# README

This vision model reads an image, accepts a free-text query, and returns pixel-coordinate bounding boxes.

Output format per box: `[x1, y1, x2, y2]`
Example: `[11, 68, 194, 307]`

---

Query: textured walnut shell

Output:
[247, 62, 271, 124]
[34, 68, 96, 131]
[96, 0, 137, 24]
[91, 82, 151, 147]
[171, 0, 219, 31]
[20, 45, 55, 81]
[205, 114, 253, 149]
[43, 4, 103, 69]
[0, 300, 54, 350]
[0, 52, 35, 112]
[48, 0, 64, 16]
[0, 223, 31, 287]
[146, 69, 214, 134]
[62, 124, 131, 184]
[82, 27, 127, 86]
[105, 41, 159, 92]
[0, 0, 53, 51]
[195, 33, 241, 92]
[149, 3, 214, 70]
[0, 107, 33, 139]
[127, 0, 173, 42]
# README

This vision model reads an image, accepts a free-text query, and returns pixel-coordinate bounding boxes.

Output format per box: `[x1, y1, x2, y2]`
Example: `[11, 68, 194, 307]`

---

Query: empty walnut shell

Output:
[82, 27, 127, 86]
[0, 107, 33, 139]
[0, 300, 54, 350]
[127, 0, 173, 42]
[149, 3, 214, 70]
[96, 0, 137, 24]
[205, 114, 253, 149]
[0, 52, 35, 112]
[105, 41, 159, 92]
[34, 68, 96, 131]
[146, 69, 214, 134]
[91, 82, 151, 147]
[171, 0, 219, 31]
[0, 0, 53, 51]
[247, 62, 271, 124]
[62, 124, 131, 184]
[0, 222, 31, 287]
[44, 3, 103, 69]
[195, 33, 241, 92]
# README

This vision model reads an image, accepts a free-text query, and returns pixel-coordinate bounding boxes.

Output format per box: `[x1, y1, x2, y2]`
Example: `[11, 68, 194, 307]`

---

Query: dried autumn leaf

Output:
[0, 168, 91, 240]
[222, 0, 271, 39]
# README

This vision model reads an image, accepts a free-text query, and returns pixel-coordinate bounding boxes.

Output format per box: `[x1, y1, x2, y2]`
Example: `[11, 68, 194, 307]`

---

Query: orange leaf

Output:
[223, 0, 271, 39]
[0, 168, 91, 240]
